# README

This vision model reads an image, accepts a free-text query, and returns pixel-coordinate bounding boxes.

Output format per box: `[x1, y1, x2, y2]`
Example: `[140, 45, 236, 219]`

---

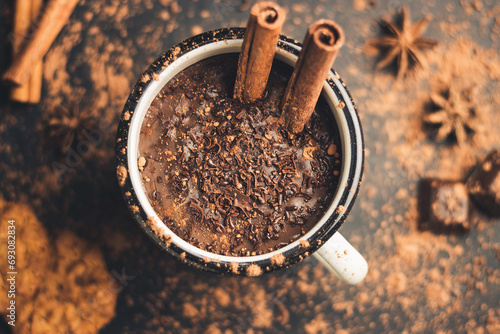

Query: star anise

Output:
[369, 7, 438, 79]
[46, 104, 97, 153]
[423, 85, 479, 146]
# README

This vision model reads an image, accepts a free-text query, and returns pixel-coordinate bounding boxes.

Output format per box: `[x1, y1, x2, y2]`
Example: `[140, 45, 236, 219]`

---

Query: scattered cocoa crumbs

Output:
[0, 201, 117, 333]
[28, 231, 117, 333]
[0, 200, 50, 307]
[191, 25, 203, 35]
[275, 300, 290, 325]
[246, 264, 263, 277]
[271, 253, 286, 266]
[137, 156, 146, 171]
[147, 216, 172, 247]
[213, 287, 231, 307]
[302, 146, 317, 161]
[300, 239, 310, 248]
[200, 9, 210, 19]
[244, 285, 273, 328]
[117, 165, 127, 186]
[229, 262, 239, 274]
[353, 0, 376, 11]
[327, 144, 337, 155]
[304, 313, 331, 334]
[182, 303, 199, 319]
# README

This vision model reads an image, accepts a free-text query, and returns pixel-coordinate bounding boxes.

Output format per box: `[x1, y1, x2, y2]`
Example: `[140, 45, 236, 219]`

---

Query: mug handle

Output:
[312, 232, 368, 284]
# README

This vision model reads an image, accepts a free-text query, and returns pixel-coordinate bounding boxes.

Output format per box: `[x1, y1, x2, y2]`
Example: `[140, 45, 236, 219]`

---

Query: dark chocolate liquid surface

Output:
[139, 53, 342, 256]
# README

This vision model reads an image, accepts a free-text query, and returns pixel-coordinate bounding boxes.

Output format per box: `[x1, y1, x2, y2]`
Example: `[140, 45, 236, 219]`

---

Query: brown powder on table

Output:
[0, 200, 50, 308]
[0, 1, 185, 213]
[304, 313, 331, 334]
[243, 284, 273, 328]
[39, 0, 182, 177]
[213, 287, 231, 307]
[0, 2, 497, 332]
[182, 303, 199, 319]
[353, 0, 376, 11]
[375, 38, 500, 181]
[246, 264, 263, 277]
[352, 36, 499, 331]
[0, 200, 117, 333]
[492, 173, 500, 201]
[271, 253, 286, 266]
[19, 231, 118, 333]
[297, 280, 317, 295]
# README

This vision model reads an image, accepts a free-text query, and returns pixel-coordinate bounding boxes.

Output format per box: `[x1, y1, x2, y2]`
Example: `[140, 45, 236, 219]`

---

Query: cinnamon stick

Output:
[2, 0, 80, 87]
[234, 1, 285, 103]
[10, 0, 31, 102]
[281, 20, 345, 134]
[28, 0, 43, 103]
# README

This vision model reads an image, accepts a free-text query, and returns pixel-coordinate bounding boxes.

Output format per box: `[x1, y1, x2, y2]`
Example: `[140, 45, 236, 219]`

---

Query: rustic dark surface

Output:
[0, 0, 499, 333]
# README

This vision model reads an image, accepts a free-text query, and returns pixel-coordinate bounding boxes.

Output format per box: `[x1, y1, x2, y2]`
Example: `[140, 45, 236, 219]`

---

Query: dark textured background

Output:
[0, 0, 499, 333]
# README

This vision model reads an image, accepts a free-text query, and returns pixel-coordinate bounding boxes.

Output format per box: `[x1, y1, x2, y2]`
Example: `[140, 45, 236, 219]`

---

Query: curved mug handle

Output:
[313, 232, 368, 285]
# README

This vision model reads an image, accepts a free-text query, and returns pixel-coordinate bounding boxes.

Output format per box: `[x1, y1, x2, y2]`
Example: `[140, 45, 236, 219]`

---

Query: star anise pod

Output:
[369, 7, 438, 79]
[423, 85, 479, 146]
[46, 104, 97, 153]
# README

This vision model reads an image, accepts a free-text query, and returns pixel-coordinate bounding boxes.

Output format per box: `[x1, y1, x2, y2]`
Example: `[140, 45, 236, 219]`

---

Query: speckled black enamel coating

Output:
[115, 28, 364, 276]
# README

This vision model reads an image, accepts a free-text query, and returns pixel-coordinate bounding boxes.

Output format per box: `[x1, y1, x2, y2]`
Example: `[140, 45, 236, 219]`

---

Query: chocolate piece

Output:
[466, 149, 500, 217]
[138, 54, 342, 256]
[418, 179, 471, 233]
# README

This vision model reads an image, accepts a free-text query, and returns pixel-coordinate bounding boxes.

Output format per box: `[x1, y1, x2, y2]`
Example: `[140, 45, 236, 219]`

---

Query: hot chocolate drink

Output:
[138, 53, 342, 256]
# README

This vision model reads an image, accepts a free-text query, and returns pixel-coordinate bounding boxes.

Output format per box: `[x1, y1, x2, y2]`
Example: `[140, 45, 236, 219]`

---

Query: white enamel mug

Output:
[116, 28, 368, 284]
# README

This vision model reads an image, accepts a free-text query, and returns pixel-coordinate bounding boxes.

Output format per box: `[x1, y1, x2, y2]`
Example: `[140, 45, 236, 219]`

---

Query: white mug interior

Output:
[126, 38, 363, 273]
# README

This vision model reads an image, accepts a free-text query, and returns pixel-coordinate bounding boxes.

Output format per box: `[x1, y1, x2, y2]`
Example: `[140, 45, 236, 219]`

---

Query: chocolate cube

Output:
[466, 149, 500, 217]
[418, 179, 471, 233]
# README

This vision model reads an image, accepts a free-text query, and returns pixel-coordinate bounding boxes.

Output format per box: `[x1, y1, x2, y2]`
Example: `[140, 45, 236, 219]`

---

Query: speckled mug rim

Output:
[115, 28, 364, 276]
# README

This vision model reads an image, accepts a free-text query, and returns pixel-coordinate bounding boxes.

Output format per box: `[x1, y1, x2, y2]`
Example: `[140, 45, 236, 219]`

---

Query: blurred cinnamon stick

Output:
[10, 0, 31, 102]
[234, 1, 285, 103]
[3, 0, 80, 87]
[281, 20, 345, 134]
[28, 0, 43, 103]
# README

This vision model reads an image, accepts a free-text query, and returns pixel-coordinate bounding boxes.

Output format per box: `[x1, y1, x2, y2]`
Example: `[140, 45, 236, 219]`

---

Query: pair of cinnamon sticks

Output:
[234, 2, 345, 134]
[3, 0, 80, 104]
